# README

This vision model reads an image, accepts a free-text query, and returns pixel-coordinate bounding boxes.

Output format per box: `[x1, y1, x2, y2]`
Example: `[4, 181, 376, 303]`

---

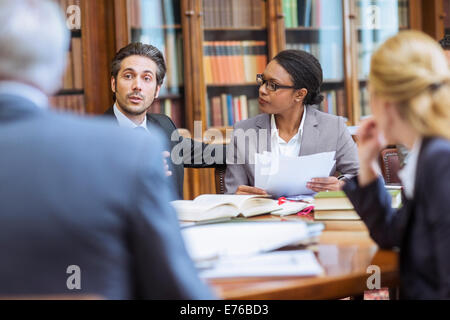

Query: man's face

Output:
[111, 55, 161, 116]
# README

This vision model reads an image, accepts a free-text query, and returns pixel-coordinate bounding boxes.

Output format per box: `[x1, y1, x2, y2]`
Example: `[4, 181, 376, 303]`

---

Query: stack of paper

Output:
[181, 221, 311, 262]
[199, 250, 324, 279]
[255, 151, 336, 197]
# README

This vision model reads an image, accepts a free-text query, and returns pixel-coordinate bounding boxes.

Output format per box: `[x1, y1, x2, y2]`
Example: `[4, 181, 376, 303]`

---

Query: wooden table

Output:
[207, 215, 399, 300]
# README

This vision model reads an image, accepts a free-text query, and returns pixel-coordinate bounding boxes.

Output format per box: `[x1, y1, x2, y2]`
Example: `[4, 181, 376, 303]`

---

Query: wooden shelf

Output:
[56, 89, 84, 96]
[204, 26, 266, 31]
[207, 83, 257, 88]
[285, 26, 341, 31]
[131, 25, 182, 30]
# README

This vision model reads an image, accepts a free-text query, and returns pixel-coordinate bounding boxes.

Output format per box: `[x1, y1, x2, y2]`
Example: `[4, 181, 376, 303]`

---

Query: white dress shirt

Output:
[113, 103, 148, 131]
[270, 107, 306, 158]
[0, 81, 48, 108]
[398, 138, 422, 200]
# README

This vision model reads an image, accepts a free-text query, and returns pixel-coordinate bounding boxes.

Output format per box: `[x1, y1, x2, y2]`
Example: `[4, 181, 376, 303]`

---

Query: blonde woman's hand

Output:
[356, 118, 383, 186]
[236, 185, 268, 195]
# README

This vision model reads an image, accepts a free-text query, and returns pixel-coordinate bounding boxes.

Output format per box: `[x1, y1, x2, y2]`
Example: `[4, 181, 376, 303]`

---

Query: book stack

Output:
[202, 0, 266, 28]
[313, 189, 402, 221]
[203, 41, 267, 85]
[49, 95, 85, 115]
[150, 98, 184, 128]
[207, 94, 259, 127]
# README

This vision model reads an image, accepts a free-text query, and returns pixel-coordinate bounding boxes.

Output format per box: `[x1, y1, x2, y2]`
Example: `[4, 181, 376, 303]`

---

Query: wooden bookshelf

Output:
[53, 0, 443, 199]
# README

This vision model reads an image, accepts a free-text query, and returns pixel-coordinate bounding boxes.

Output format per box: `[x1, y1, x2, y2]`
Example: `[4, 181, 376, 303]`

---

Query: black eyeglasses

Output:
[256, 74, 296, 92]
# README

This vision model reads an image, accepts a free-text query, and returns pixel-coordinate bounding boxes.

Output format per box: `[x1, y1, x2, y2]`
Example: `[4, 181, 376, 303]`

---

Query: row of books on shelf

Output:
[207, 94, 259, 128]
[286, 42, 343, 81]
[204, 41, 267, 85]
[50, 94, 85, 115]
[134, 29, 184, 93]
[202, 0, 266, 29]
[63, 37, 84, 91]
[282, 0, 341, 28]
[319, 89, 346, 118]
[150, 98, 184, 128]
[129, 0, 181, 29]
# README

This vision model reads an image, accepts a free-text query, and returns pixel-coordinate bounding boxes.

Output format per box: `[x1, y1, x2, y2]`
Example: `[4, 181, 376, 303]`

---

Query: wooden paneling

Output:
[421, 0, 445, 40]
[81, 0, 117, 114]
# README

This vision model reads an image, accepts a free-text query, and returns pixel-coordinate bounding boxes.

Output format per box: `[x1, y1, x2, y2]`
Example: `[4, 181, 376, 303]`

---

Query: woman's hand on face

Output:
[357, 118, 383, 166]
[356, 118, 383, 186]
[236, 185, 268, 195]
[307, 177, 344, 192]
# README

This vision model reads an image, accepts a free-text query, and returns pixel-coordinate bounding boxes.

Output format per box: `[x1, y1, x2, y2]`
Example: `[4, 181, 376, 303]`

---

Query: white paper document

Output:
[181, 221, 310, 262]
[255, 151, 336, 197]
[199, 250, 324, 279]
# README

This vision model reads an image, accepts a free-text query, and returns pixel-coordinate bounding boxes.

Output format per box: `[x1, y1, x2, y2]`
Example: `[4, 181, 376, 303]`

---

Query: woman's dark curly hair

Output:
[272, 49, 324, 105]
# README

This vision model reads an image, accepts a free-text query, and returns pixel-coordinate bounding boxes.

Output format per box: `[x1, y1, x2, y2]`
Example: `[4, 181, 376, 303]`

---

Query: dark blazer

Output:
[105, 106, 225, 199]
[343, 137, 450, 299]
[0, 95, 213, 299]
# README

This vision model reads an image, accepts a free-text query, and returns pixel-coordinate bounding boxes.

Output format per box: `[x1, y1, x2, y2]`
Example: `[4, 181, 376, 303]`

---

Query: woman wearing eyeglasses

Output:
[224, 49, 359, 195]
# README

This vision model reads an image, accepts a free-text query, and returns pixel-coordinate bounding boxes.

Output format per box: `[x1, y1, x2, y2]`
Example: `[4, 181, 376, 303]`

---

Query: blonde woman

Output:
[343, 31, 450, 299]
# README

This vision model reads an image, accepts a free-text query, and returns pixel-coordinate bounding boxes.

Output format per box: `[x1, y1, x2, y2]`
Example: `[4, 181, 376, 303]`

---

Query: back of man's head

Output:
[0, 0, 69, 95]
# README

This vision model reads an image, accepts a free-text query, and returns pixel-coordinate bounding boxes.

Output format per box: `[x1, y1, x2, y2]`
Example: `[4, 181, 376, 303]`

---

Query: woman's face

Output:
[258, 60, 300, 114]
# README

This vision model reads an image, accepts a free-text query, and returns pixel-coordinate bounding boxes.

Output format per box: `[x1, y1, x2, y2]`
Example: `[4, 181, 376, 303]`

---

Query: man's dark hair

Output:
[272, 49, 324, 105]
[439, 34, 450, 50]
[111, 42, 166, 99]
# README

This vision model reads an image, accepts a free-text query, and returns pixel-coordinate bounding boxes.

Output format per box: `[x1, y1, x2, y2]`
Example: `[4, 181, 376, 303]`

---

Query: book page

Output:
[172, 201, 238, 221]
[192, 194, 270, 210]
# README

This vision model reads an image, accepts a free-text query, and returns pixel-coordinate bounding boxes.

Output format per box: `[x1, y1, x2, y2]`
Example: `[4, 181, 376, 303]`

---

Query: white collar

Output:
[270, 106, 306, 141]
[398, 138, 422, 199]
[0, 81, 48, 109]
[113, 103, 148, 131]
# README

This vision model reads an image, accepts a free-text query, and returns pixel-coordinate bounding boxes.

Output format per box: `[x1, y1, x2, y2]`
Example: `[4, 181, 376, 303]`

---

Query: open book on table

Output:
[171, 194, 281, 222]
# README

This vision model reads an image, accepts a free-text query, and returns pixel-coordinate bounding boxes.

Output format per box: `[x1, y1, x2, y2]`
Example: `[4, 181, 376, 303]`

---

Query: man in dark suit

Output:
[105, 43, 225, 199]
[0, 0, 213, 299]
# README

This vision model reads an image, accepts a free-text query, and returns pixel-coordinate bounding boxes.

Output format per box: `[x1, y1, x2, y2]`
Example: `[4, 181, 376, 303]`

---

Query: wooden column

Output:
[421, 0, 445, 40]
[81, 0, 117, 114]
[342, 0, 359, 125]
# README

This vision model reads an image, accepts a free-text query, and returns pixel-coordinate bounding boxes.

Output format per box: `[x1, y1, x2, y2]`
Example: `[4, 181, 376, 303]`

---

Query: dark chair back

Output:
[214, 165, 227, 194]
[379, 147, 401, 185]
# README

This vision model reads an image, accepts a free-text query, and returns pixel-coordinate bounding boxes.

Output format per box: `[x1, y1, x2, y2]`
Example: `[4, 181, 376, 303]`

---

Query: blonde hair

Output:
[369, 30, 450, 140]
[0, 0, 69, 94]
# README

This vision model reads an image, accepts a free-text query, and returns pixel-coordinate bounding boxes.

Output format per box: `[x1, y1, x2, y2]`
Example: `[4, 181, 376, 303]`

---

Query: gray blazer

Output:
[0, 95, 213, 299]
[225, 106, 359, 194]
